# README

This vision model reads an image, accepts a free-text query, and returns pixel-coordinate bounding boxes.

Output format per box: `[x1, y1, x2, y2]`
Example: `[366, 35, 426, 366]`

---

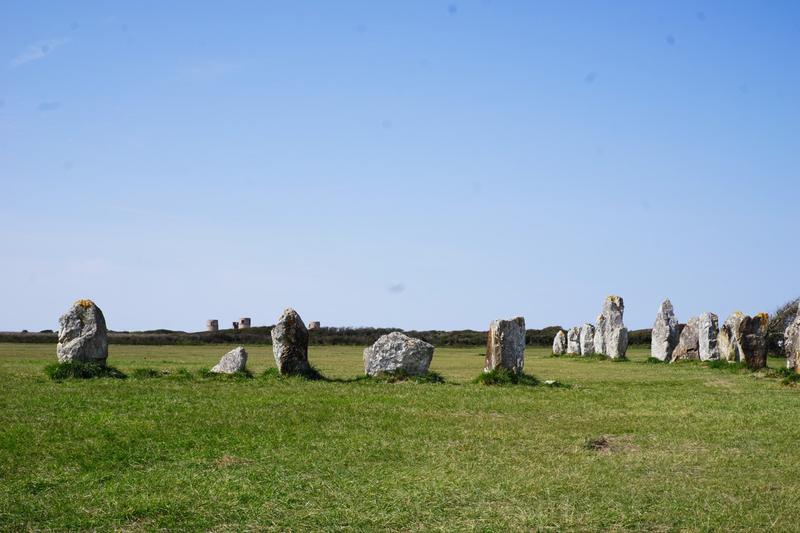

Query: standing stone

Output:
[698, 312, 720, 361]
[552, 330, 567, 355]
[593, 314, 606, 355]
[579, 323, 595, 356]
[57, 299, 109, 365]
[718, 312, 745, 362]
[596, 296, 628, 358]
[484, 317, 526, 373]
[672, 316, 700, 362]
[364, 332, 434, 376]
[210, 346, 248, 374]
[651, 299, 680, 361]
[738, 313, 768, 370]
[271, 308, 312, 375]
[785, 304, 800, 371]
[566, 327, 581, 355]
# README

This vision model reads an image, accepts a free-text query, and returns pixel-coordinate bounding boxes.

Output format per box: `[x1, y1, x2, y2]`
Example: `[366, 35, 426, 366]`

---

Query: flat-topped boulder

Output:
[210, 346, 248, 374]
[698, 312, 720, 361]
[552, 330, 567, 355]
[672, 317, 700, 362]
[593, 314, 606, 354]
[579, 324, 595, 356]
[651, 299, 679, 361]
[364, 332, 434, 376]
[57, 299, 108, 365]
[566, 327, 581, 355]
[484, 317, 526, 373]
[271, 308, 312, 375]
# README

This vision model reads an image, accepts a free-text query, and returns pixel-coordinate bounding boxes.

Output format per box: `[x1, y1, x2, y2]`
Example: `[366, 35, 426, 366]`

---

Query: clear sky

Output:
[1, 1, 798, 333]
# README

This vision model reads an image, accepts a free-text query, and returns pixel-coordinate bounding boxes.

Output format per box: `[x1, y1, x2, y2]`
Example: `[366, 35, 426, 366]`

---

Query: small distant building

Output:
[238, 317, 251, 329]
[308, 321, 321, 330]
[232, 321, 239, 331]
[206, 319, 219, 332]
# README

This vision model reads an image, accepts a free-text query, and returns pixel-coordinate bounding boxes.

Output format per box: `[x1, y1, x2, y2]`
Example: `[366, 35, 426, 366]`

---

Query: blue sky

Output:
[1, 1, 798, 332]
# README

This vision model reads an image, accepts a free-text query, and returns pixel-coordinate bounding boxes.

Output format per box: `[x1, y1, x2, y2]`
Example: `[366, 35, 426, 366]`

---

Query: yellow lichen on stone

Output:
[756, 312, 769, 326]
[75, 299, 94, 309]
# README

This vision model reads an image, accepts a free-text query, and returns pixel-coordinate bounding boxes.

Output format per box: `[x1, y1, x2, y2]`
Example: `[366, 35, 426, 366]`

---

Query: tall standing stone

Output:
[593, 314, 606, 355]
[672, 316, 700, 361]
[364, 332, 434, 376]
[718, 312, 745, 362]
[484, 317, 526, 374]
[552, 330, 567, 355]
[579, 323, 595, 356]
[596, 296, 628, 359]
[566, 327, 581, 355]
[57, 299, 108, 365]
[698, 312, 720, 361]
[738, 313, 768, 370]
[785, 304, 800, 371]
[271, 308, 312, 375]
[651, 299, 680, 361]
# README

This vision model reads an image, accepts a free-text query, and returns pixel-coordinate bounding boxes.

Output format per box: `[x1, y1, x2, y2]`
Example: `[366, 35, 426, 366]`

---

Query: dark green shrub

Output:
[473, 368, 539, 386]
[45, 362, 126, 381]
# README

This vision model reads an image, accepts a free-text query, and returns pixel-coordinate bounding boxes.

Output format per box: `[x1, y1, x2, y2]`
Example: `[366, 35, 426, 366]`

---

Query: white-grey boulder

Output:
[596, 296, 628, 358]
[271, 308, 312, 375]
[552, 330, 567, 355]
[593, 314, 606, 355]
[719, 312, 745, 362]
[698, 312, 720, 361]
[566, 327, 581, 355]
[364, 332, 434, 376]
[785, 304, 800, 371]
[672, 316, 700, 362]
[484, 316, 526, 373]
[579, 323, 595, 356]
[210, 346, 248, 374]
[651, 299, 679, 362]
[57, 299, 108, 365]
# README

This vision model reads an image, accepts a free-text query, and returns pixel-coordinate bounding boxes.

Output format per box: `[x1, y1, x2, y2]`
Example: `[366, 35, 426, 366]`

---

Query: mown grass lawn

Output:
[1, 343, 798, 531]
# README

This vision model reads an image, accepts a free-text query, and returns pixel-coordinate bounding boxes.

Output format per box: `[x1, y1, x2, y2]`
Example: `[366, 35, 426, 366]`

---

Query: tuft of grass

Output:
[261, 365, 325, 381]
[473, 368, 539, 386]
[644, 357, 667, 364]
[199, 368, 253, 380]
[131, 367, 166, 379]
[44, 361, 127, 381]
[363, 370, 445, 384]
[705, 359, 749, 372]
[773, 366, 800, 385]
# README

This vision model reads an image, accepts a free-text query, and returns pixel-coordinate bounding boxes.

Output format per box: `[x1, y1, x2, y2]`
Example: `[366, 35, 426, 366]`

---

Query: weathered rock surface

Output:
[579, 323, 595, 356]
[698, 312, 720, 361]
[271, 308, 312, 375]
[672, 316, 700, 362]
[57, 299, 108, 365]
[210, 346, 248, 374]
[596, 296, 628, 358]
[738, 313, 768, 370]
[566, 327, 581, 355]
[364, 332, 434, 376]
[651, 299, 679, 361]
[593, 314, 606, 355]
[785, 304, 800, 371]
[718, 312, 745, 362]
[552, 330, 567, 355]
[484, 316, 526, 373]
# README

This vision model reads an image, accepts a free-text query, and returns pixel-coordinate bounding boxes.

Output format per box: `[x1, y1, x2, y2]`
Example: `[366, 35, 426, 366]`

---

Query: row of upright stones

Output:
[552, 296, 628, 359]
[651, 298, 770, 370]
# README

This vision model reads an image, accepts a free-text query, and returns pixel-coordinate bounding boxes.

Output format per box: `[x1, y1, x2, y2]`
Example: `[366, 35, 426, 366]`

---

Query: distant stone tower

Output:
[308, 321, 321, 330]
[206, 319, 219, 332]
[238, 317, 251, 329]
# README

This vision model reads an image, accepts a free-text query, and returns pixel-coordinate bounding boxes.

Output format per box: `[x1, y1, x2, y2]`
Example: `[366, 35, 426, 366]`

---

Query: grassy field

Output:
[1, 343, 799, 531]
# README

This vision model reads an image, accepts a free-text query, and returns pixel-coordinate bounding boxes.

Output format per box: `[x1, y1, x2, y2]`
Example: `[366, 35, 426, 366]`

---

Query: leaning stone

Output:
[672, 317, 700, 362]
[364, 332, 434, 376]
[651, 299, 680, 361]
[566, 327, 581, 355]
[785, 304, 800, 371]
[718, 312, 745, 362]
[210, 346, 248, 374]
[738, 313, 768, 370]
[698, 312, 720, 361]
[271, 308, 312, 375]
[57, 299, 108, 365]
[484, 317, 526, 373]
[593, 314, 606, 354]
[552, 330, 567, 355]
[579, 323, 595, 356]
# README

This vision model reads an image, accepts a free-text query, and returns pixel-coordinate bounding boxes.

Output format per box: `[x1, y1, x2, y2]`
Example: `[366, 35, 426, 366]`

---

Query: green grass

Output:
[1, 343, 799, 531]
